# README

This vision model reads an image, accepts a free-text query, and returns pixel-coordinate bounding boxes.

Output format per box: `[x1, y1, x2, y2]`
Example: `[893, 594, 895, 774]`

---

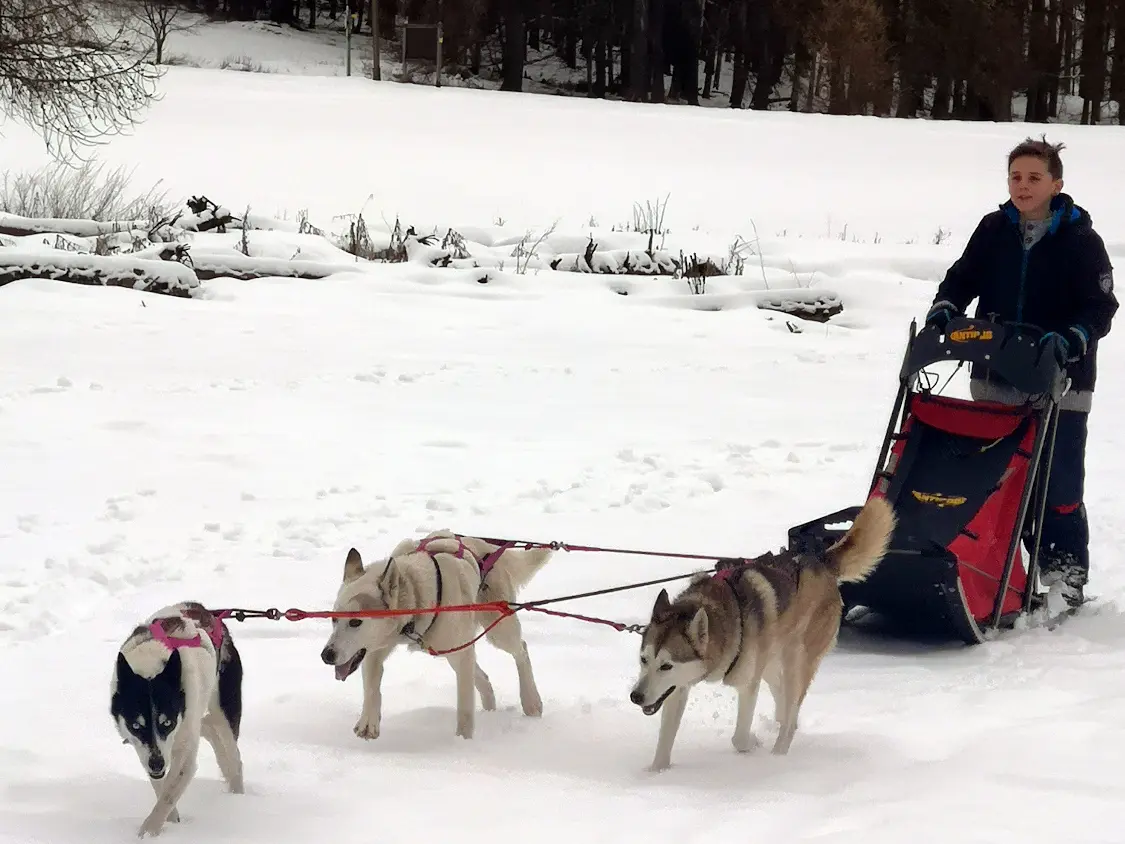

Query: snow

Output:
[3, 59, 1125, 844]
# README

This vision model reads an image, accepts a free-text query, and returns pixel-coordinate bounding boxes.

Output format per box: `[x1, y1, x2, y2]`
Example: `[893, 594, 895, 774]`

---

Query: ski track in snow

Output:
[3, 66, 1125, 844]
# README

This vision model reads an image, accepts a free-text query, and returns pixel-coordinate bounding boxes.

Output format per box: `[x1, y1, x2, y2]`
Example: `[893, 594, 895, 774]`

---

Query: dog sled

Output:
[787, 316, 1070, 644]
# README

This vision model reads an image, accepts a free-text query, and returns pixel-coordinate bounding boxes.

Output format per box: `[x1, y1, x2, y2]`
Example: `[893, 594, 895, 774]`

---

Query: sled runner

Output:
[787, 316, 1070, 644]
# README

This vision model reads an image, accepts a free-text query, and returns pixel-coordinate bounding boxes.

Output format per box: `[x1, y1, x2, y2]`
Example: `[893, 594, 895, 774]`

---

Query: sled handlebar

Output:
[903, 316, 1069, 402]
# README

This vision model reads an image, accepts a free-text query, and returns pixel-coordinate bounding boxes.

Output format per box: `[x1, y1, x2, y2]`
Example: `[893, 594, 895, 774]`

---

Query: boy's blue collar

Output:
[1000, 193, 1079, 234]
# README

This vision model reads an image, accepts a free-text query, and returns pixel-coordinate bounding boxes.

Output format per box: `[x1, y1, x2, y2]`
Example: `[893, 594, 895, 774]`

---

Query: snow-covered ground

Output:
[4, 68, 1125, 843]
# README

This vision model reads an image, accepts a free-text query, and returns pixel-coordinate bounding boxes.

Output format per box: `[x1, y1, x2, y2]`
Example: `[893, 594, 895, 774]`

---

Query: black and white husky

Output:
[110, 601, 244, 838]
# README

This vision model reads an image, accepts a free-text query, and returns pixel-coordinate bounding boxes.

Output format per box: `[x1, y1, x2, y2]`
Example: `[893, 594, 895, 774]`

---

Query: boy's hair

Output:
[1008, 135, 1066, 180]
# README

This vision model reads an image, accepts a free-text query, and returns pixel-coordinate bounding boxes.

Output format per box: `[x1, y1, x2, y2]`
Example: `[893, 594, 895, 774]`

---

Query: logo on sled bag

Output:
[948, 326, 993, 343]
[911, 490, 967, 508]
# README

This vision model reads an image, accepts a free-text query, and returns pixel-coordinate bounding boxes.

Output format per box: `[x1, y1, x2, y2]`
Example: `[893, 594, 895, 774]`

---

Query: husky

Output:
[110, 601, 244, 838]
[319, 529, 553, 741]
[629, 496, 896, 772]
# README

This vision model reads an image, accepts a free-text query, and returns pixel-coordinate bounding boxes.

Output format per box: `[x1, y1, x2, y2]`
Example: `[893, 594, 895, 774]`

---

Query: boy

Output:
[924, 137, 1117, 611]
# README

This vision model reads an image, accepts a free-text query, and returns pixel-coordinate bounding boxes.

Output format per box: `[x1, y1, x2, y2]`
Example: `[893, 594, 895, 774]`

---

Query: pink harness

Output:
[415, 535, 510, 579]
[149, 616, 224, 651]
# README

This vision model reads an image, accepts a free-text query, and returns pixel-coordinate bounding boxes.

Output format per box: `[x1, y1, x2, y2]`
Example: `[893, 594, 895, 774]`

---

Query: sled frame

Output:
[789, 316, 1069, 644]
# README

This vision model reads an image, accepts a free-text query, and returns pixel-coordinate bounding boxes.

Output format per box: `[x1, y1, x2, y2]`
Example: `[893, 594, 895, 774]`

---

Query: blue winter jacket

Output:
[932, 193, 1117, 393]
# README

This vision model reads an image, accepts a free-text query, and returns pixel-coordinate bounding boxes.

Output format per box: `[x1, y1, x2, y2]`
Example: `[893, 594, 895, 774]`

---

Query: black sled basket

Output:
[788, 317, 1070, 644]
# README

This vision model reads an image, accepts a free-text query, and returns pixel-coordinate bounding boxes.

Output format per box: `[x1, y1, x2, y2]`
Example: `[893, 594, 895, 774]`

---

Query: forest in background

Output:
[195, 0, 1124, 122]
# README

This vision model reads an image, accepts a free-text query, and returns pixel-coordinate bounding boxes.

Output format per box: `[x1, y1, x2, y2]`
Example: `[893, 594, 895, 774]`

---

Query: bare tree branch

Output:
[106, 0, 205, 65]
[0, 0, 164, 158]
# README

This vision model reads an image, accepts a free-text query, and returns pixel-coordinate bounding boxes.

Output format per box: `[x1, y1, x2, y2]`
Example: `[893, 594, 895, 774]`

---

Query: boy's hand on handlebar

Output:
[925, 300, 959, 331]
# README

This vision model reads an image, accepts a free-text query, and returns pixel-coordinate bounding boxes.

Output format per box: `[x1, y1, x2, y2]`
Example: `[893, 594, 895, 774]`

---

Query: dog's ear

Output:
[687, 608, 709, 650]
[115, 651, 133, 682]
[158, 647, 183, 683]
[343, 548, 364, 583]
[652, 588, 671, 618]
[381, 558, 402, 604]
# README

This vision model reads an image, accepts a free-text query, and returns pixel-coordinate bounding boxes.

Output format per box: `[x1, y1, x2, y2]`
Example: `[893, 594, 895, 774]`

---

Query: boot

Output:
[1040, 556, 1087, 611]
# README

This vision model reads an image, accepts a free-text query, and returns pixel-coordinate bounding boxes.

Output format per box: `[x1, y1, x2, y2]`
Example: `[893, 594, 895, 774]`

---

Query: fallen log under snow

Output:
[136, 244, 365, 281]
[549, 248, 682, 275]
[754, 289, 843, 322]
[0, 212, 153, 239]
[0, 250, 200, 297]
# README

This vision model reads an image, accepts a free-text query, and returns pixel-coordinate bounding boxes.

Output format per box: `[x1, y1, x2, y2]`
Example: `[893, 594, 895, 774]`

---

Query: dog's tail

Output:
[826, 496, 896, 583]
[504, 545, 554, 593]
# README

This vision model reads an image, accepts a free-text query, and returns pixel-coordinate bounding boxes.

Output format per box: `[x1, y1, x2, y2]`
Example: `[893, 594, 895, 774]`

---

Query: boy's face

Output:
[1008, 155, 1062, 219]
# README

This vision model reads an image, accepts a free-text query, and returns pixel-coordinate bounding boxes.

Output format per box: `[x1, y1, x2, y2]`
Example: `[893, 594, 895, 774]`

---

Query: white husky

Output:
[319, 529, 553, 740]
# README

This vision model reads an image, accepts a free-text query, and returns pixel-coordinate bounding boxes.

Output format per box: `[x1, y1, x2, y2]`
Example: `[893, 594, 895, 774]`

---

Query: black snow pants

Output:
[1033, 409, 1090, 587]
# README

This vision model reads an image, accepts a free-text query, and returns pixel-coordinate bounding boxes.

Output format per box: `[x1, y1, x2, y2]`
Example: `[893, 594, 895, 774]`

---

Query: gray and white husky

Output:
[630, 496, 896, 771]
[319, 529, 553, 741]
[110, 600, 244, 838]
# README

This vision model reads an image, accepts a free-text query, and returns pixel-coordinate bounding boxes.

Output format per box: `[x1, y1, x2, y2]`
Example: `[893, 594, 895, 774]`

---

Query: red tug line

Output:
[212, 537, 754, 656]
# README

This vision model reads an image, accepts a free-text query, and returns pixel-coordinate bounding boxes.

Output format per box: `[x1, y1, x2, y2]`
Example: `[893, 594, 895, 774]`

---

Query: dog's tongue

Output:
[335, 664, 350, 681]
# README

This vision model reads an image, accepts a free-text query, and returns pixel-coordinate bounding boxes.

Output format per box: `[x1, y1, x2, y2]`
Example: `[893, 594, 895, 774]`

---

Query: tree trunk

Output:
[527, 0, 540, 51]
[804, 51, 820, 111]
[594, 24, 609, 97]
[628, 0, 648, 100]
[500, 0, 525, 91]
[700, 0, 717, 99]
[749, 19, 785, 110]
[648, 0, 665, 102]
[827, 54, 847, 113]
[679, 0, 700, 104]
[727, 0, 746, 107]
[893, 0, 922, 117]
[1025, 0, 1050, 121]
[789, 42, 809, 111]
[1079, 0, 1108, 123]
[932, 74, 952, 118]
[1110, 0, 1125, 122]
[702, 42, 716, 97]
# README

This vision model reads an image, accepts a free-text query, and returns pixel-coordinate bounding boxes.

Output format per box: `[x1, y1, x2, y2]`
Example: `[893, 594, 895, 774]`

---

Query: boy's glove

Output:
[925, 300, 959, 331]
[1040, 332, 1069, 366]
[1041, 326, 1088, 366]
[1063, 325, 1089, 362]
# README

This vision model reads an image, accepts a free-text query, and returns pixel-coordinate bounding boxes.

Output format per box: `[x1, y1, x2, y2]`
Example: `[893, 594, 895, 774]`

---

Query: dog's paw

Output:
[521, 689, 543, 717]
[731, 731, 762, 753]
[168, 808, 181, 823]
[478, 687, 497, 712]
[229, 774, 245, 794]
[647, 758, 672, 773]
[137, 813, 166, 838]
[770, 739, 793, 756]
[353, 713, 380, 740]
[456, 714, 474, 739]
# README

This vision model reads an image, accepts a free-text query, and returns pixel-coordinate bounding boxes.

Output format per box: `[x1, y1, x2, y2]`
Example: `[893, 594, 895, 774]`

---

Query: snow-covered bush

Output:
[0, 157, 175, 226]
